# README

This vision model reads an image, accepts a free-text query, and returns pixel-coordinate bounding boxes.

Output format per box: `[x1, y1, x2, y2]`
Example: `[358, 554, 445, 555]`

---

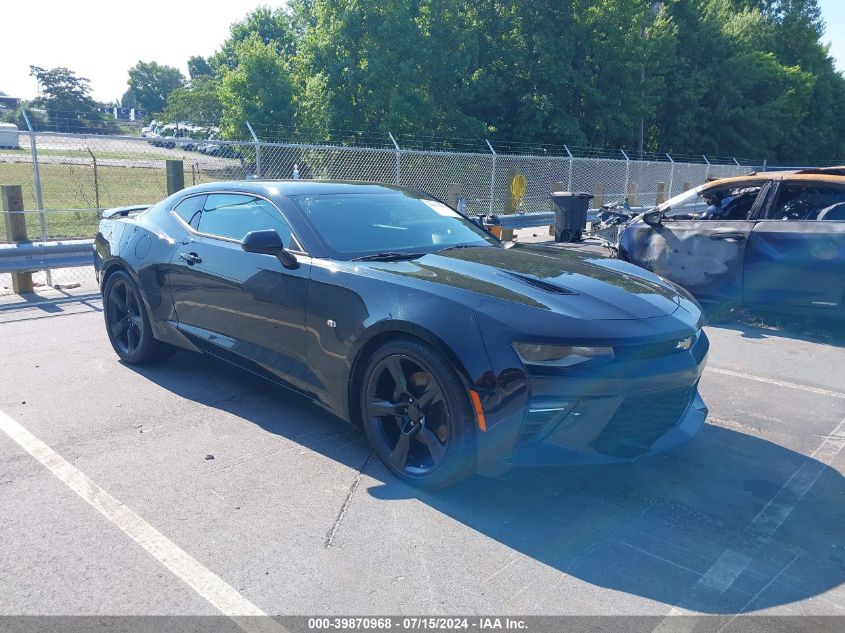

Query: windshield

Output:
[657, 186, 708, 216]
[290, 192, 499, 260]
[656, 183, 762, 220]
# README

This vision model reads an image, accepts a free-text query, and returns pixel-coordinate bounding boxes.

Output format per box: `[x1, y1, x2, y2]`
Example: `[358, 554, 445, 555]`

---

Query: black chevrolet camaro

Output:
[94, 181, 709, 487]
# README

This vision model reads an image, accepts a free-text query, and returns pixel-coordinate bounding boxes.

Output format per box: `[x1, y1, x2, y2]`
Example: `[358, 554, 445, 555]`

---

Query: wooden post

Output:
[166, 160, 185, 195]
[594, 182, 604, 208]
[656, 182, 667, 204]
[683, 182, 693, 192]
[2, 185, 34, 294]
[550, 181, 565, 236]
[627, 181, 638, 206]
[447, 183, 461, 209]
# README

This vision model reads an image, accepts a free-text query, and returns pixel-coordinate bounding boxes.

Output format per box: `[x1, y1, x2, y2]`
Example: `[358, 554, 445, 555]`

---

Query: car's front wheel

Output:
[360, 338, 476, 488]
[103, 270, 173, 364]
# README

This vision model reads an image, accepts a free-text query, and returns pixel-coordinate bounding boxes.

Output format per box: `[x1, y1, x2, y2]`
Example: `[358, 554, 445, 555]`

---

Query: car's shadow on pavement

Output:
[129, 352, 845, 615]
[708, 311, 845, 347]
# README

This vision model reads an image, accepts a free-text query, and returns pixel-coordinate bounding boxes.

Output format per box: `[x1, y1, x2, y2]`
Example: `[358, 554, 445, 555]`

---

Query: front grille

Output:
[590, 386, 695, 458]
[614, 334, 699, 360]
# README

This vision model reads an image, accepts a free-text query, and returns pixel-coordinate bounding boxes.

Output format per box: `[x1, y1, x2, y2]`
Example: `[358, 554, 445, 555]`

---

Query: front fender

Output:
[304, 262, 495, 423]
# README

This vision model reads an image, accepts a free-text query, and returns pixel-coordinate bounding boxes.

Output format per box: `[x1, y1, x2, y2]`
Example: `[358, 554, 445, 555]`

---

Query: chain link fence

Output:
[1, 129, 756, 293]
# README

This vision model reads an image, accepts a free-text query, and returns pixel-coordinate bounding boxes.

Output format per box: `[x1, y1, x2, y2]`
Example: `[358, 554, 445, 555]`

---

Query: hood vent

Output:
[501, 271, 577, 295]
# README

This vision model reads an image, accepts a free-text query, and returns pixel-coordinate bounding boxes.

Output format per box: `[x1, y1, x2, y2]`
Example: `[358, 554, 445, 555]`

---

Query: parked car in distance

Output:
[94, 181, 709, 487]
[618, 168, 845, 320]
[141, 120, 161, 138]
[199, 133, 240, 158]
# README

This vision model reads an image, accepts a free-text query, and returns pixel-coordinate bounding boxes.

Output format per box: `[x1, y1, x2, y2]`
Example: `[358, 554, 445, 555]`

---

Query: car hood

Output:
[365, 244, 682, 320]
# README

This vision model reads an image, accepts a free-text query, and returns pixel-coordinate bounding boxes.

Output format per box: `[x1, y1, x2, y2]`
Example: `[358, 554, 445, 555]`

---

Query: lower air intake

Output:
[590, 386, 695, 458]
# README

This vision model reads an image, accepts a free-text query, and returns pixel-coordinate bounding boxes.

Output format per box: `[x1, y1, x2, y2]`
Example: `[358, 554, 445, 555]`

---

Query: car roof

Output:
[175, 180, 417, 198]
[701, 168, 845, 193]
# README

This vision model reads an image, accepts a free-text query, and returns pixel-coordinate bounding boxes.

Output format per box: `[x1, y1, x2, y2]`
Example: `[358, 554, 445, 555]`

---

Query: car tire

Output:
[359, 338, 476, 489]
[103, 270, 174, 365]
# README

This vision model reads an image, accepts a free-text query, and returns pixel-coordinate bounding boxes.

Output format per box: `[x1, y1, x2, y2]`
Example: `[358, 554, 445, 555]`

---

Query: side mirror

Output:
[643, 210, 663, 227]
[241, 229, 298, 269]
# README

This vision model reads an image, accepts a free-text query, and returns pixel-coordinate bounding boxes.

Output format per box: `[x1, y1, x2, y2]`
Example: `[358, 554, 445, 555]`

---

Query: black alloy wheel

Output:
[361, 339, 476, 488]
[106, 276, 144, 357]
[103, 270, 172, 364]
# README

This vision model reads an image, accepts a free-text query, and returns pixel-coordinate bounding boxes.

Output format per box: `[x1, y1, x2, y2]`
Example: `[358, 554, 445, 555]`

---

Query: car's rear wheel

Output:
[360, 338, 476, 488]
[103, 270, 173, 364]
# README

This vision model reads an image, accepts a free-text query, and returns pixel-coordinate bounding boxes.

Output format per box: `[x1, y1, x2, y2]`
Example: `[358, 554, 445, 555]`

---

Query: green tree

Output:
[28, 65, 105, 133]
[292, 0, 486, 142]
[651, 0, 832, 159]
[187, 55, 214, 79]
[756, 0, 845, 159]
[211, 6, 297, 71]
[163, 76, 222, 127]
[194, 0, 845, 160]
[1, 103, 48, 129]
[457, 1, 571, 145]
[126, 61, 186, 114]
[569, 0, 675, 150]
[120, 87, 137, 109]
[218, 33, 295, 139]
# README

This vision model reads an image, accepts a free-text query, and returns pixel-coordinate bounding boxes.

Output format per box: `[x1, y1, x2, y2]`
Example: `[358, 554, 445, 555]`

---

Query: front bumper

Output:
[474, 325, 710, 471]
[506, 386, 707, 466]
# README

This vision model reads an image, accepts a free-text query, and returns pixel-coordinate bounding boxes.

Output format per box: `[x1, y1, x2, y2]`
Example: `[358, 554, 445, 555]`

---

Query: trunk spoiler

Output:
[101, 204, 152, 219]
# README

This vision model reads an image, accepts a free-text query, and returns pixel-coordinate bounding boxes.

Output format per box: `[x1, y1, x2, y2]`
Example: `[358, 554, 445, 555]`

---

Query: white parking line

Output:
[706, 367, 845, 400]
[650, 609, 695, 633]
[0, 408, 285, 633]
[751, 416, 845, 535]
[694, 549, 752, 593]
[649, 410, 845, 633]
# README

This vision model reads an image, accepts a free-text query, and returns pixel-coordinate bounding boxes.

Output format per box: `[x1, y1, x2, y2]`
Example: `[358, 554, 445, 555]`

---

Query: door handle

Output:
[179, 251, 203, 265]
[710, 232, 746, 241]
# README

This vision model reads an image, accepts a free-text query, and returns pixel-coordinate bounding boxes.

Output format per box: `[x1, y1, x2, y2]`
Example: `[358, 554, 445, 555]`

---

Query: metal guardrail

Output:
[481, 207, 648, 230]
[0, 206, 636, 277]
[0, 239, 93, 274]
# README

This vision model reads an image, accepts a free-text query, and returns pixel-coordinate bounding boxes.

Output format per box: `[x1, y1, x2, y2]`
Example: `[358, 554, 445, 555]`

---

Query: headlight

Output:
[512, 343, 614, 367]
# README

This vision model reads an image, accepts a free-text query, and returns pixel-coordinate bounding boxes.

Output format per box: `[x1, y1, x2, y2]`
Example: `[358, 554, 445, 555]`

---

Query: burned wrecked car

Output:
[618, 169, 845, 319]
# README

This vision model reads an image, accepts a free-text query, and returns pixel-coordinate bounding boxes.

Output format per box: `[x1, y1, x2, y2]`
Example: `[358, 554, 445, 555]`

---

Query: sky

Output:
[818, 0, 845, 73]
[0, 0, 287, 102]
[1, 0, 843, 102]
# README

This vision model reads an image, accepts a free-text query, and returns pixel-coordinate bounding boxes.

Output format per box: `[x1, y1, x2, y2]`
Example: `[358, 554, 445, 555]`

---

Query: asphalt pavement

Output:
[0, 292, 843, 619]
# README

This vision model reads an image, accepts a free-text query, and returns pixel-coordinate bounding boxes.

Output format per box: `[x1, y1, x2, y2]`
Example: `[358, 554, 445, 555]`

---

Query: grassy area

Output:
[0, 161, 169, 208]
[22, 209, 101, 241]
[0, 161, 176, 239]
[0, 159, 229, 239]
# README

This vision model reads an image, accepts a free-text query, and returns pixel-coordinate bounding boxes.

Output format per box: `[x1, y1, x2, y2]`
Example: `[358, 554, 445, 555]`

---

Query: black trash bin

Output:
[551, 191, 593, 243]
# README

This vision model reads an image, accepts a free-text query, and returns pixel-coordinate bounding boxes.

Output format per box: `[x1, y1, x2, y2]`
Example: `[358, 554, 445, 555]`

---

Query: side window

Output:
[768, 184, 845, 221]
[699, 186, 762, 220]
[172, 194, 206, 229]
[199, 194, 298, 247]
[662, 192, 711, 219]
[661, 184, 762, 220]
